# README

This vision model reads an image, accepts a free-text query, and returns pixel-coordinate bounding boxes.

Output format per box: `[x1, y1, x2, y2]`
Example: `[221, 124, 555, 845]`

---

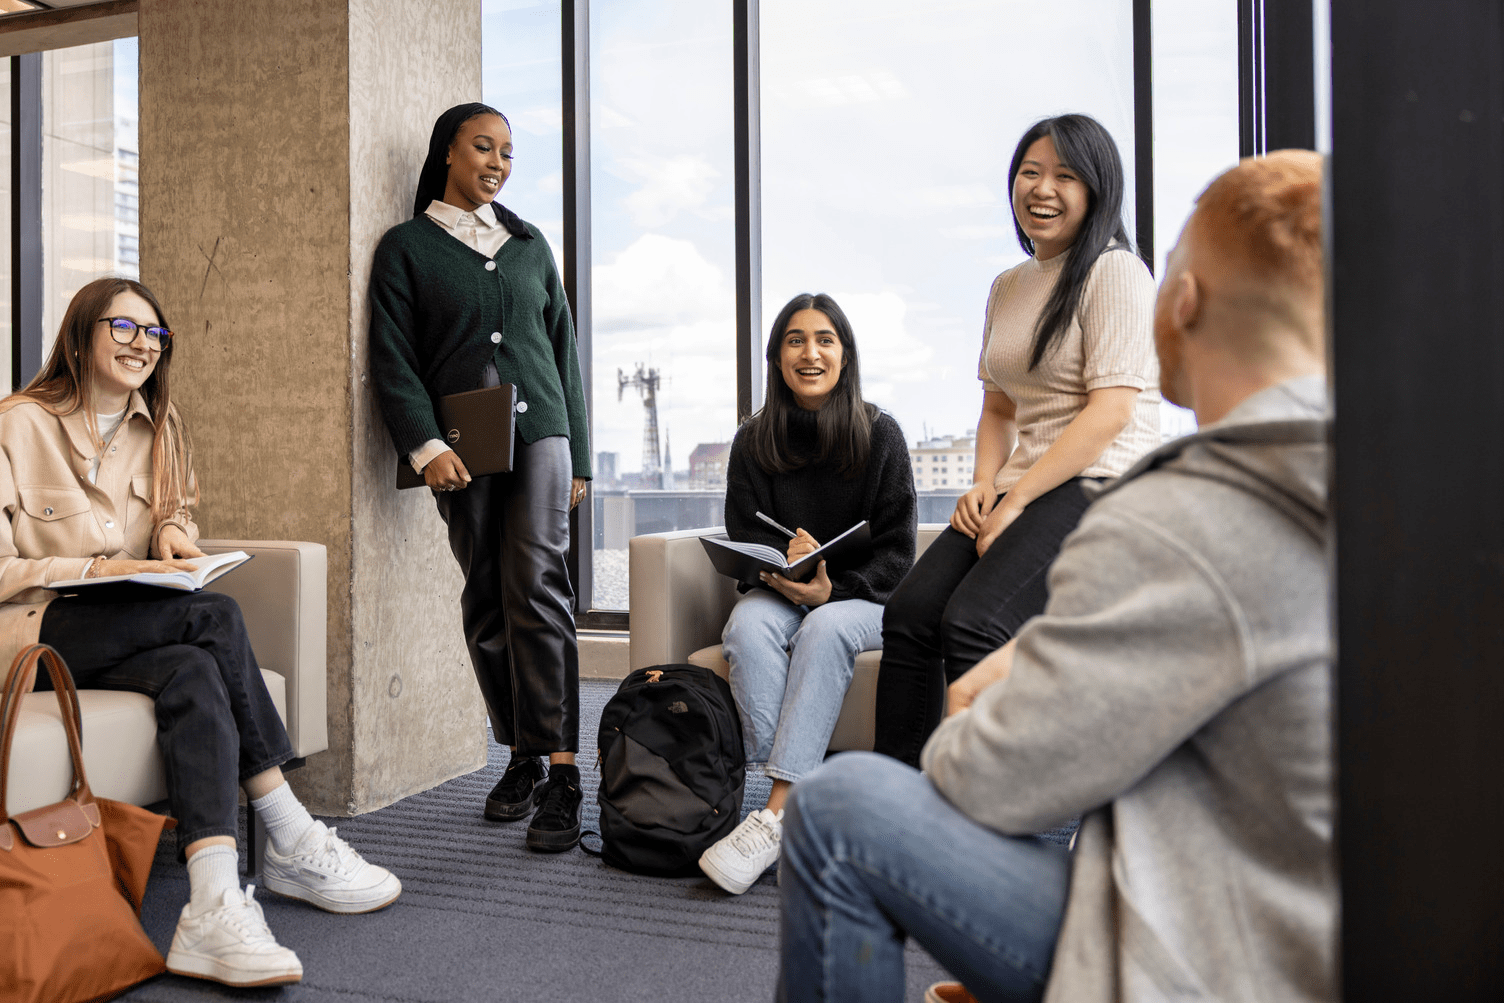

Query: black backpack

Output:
[585, 664, 745, 876]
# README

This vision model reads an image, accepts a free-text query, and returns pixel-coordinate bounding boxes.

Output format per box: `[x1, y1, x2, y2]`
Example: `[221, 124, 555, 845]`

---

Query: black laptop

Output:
[395, 383, 517, 489]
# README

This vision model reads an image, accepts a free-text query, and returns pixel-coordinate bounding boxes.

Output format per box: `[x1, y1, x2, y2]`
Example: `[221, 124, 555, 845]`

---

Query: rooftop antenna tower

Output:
[617, 363, 662, 489]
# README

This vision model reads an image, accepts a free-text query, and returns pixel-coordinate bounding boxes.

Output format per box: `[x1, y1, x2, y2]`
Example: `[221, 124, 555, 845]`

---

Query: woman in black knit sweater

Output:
[697, 293, 917, 895]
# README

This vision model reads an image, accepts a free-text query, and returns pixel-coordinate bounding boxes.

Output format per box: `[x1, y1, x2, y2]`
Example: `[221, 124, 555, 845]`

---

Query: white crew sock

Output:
[185, 844, 240, 914]
[250, 782, 316, 856]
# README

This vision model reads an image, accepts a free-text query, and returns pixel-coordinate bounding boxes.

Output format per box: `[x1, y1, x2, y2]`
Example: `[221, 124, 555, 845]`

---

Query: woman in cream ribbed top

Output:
[979, 246, 1161, 492]
[874, 113, 1160, 767]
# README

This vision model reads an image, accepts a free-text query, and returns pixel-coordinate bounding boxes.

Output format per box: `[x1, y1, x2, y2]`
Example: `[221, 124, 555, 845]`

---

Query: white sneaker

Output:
[699, 808, 784, 895]
[166, 884, 303, 987]
[261, 820, 402, 914]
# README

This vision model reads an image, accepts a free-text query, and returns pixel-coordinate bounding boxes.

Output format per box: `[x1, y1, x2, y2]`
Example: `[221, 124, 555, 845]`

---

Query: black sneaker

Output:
[526, 764, 582, 852]
[485, 756, 546, 821]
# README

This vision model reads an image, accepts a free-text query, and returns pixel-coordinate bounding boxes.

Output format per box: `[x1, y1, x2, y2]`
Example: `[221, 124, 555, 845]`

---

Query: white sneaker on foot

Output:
[166, 884, 303, 987]
[261, 820, 402, 914]
[699, 808, 783, 895]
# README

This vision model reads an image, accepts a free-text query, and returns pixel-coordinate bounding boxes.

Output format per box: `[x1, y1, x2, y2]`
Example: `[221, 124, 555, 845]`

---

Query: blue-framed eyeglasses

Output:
[98, 317, 173, 349]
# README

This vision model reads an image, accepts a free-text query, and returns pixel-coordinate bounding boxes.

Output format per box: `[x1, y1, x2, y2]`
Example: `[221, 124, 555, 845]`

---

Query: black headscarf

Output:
[411, 102, 531, 239]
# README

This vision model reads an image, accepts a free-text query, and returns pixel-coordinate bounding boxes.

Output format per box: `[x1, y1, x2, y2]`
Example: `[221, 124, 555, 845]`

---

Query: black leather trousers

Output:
[434, 432, 580, 755]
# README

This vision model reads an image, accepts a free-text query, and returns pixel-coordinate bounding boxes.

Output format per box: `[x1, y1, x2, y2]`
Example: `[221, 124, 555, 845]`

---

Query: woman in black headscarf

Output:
[368, 103, 590, 853]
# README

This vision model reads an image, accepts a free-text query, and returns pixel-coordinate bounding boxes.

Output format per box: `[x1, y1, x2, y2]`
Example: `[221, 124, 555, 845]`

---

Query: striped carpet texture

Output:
[119, 678, 949, 1002]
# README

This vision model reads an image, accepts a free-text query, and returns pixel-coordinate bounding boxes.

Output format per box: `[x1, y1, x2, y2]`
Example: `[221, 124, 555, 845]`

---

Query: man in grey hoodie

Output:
[777, 150, 1334, 1003]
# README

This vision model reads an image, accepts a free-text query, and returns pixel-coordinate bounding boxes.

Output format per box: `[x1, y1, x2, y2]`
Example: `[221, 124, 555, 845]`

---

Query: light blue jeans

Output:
[777, 753, 1071, 1003]
[721, 589, 884, 783]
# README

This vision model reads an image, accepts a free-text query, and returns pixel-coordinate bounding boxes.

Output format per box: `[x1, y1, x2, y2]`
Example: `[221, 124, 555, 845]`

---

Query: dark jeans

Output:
[433, 432, 580, 755]
[36, 589, 294, 847]
[873, 478, 1096, 766]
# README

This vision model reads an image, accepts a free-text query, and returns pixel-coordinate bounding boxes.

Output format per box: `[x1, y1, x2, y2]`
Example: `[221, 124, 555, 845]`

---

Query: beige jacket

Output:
[0, 392, 197, 672]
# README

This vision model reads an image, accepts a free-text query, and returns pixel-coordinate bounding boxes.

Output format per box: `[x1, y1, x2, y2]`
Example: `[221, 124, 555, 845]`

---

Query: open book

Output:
[49, 550, 252, 594]
[700, 521, 871, 588]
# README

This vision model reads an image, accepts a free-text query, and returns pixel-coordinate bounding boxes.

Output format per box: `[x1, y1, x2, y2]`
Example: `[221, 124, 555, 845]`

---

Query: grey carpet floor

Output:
[118, 678, 952, 1002]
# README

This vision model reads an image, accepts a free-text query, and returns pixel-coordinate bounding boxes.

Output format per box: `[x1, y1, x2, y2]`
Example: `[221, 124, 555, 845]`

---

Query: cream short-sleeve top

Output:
[978, 246, 1161, 493]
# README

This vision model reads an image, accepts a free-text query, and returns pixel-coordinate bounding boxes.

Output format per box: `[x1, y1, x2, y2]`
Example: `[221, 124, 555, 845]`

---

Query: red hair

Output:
[1194, 149, 1324, 296]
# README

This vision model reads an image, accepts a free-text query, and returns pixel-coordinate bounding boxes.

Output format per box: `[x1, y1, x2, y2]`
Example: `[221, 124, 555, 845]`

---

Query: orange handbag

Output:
[0, 643, 176, 1003]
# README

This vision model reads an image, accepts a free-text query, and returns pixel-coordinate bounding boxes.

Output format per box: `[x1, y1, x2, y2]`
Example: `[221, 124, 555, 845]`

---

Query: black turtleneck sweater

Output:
[724, 407, 917, 604]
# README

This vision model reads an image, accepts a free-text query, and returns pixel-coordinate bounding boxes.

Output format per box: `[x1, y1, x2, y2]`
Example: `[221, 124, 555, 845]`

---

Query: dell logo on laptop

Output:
[447, 429, 461, 444]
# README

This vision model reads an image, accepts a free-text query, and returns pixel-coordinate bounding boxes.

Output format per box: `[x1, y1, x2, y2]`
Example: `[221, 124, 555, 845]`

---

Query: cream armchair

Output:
[629, 525, 944, 752]
[7, 540, 328, 819]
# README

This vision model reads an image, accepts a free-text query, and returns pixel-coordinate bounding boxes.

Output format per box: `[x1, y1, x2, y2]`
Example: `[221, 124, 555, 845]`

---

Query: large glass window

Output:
[1153, 0, 1238, 439]
[40, 38, 138, 358]
[761, 0, 1137, 517]
[484, 1, 738, 612]
[477, 0, 1248, 615]
[483, 1, 564, 249]
[586, 1, 737, 610]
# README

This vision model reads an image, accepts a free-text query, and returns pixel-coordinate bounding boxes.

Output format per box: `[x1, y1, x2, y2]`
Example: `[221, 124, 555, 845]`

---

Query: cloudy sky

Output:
[482, 0, 1237, 474]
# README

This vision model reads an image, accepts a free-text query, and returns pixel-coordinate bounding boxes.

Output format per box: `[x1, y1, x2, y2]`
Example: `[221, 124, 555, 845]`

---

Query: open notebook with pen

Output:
[699, 521, 871, 589]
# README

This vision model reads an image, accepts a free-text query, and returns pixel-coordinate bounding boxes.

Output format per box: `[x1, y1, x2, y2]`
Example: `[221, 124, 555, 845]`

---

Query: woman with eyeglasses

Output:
[874, 113, 1162, 768]
[369, 103, 591, 852]
[0, 277, 400, 988]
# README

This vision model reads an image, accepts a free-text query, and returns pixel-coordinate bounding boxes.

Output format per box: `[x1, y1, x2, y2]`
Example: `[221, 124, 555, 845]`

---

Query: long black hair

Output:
[743, 293, 876, 478]
[1007, 114, 1132, 369]
[412, 102, 511, 217]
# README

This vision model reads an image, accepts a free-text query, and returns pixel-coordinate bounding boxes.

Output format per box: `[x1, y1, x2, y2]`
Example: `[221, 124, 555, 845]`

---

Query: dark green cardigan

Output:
[368, 212, 591, 479]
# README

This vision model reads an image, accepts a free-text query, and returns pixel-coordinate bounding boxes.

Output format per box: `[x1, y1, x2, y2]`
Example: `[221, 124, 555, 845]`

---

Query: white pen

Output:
[756, 511, 797, 539]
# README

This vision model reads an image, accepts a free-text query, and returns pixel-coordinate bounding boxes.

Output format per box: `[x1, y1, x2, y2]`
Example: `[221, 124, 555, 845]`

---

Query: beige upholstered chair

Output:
[7, 540, 328, 817]
[629, 525, 944, 752]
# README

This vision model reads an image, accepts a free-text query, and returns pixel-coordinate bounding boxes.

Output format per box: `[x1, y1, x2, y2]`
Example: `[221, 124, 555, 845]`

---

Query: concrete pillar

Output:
[137, 0, 486, 814]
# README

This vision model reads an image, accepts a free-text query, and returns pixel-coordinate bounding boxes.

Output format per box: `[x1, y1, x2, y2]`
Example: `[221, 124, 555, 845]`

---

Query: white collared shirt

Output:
[410, 200, 514, 473]
[424, 199, 511, 258]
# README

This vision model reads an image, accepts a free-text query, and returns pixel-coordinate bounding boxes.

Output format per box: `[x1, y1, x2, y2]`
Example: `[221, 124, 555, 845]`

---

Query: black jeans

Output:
[36, 590, 294, 847]
[433, 432, 580, 755]
[873, 478, 1097, 767]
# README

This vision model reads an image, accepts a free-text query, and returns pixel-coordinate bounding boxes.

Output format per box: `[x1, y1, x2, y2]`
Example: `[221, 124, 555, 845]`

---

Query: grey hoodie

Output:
[922, 376, 1334, 1002]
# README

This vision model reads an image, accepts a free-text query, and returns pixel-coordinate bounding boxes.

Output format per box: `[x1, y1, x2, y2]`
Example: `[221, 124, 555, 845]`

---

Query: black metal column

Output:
[10, 53, 41, 390]
[562, 0, 596, 615]
[1240, 0, 1316, 156]
[1331, 1, 1504, 997]
[1131, 0, 1153, 271]
[1263, 0, 1315, 149]
[733, 0, 762, 423]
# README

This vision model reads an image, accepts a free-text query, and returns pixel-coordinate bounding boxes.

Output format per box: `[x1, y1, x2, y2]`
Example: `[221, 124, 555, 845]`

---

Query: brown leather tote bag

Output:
[0, 643, 176, 1003]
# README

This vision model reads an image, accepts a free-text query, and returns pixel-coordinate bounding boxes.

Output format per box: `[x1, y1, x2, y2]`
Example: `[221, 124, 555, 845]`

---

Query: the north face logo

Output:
[668, 701, 689, 714]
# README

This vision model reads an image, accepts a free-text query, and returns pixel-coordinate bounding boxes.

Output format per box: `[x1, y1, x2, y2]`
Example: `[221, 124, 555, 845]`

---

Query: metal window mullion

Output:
[562, 0, 594, 614]
[1132, 0, 1153, 273]
[1237, 0, 1262, 157]
[11, 53, 41, 390]
[733, 0, 762, 424]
